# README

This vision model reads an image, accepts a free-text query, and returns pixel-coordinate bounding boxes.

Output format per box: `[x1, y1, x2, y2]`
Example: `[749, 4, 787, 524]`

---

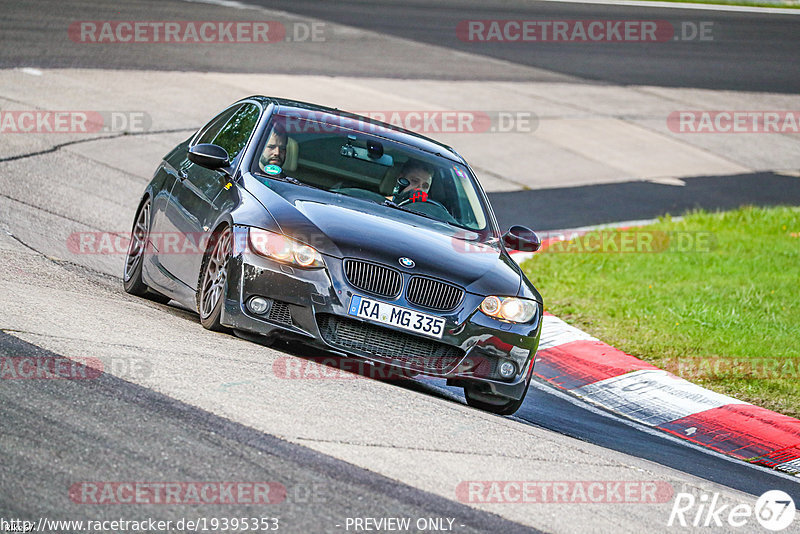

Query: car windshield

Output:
[251, 112, 490, 232]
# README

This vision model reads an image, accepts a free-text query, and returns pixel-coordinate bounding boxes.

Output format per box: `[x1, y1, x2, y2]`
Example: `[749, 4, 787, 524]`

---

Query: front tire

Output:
[123, 197, 170, 304]
[197, 226, 233, 332]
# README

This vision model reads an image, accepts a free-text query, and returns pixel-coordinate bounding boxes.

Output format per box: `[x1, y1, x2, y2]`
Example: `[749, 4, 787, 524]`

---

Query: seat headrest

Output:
[379, 166, 401, 196]
[283, 137, 298, 172]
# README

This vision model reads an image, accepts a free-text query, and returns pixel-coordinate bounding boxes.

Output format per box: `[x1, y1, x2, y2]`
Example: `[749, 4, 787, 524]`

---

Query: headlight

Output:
[480, 296, 537, 323]
[480, 296, 501, 316]
[248, 228, 324, 268]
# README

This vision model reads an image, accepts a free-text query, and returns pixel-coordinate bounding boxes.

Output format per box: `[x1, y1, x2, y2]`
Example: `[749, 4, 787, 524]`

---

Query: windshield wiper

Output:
[263, 173, 325, 191]
[283, 175, 306, 186]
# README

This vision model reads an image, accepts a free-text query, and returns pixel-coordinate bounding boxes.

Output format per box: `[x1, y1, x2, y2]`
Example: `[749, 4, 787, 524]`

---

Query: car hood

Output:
[242, 176, 522, 296]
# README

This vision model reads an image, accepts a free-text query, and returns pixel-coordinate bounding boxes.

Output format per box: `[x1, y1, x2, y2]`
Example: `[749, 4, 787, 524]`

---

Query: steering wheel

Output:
[397, 197, 448, 211]
[397, 193, 458, 225]
[395, 188, 448, 212]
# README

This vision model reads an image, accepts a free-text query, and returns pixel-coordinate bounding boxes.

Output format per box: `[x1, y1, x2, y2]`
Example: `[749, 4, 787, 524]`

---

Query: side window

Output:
[211, 104, 261, 162]
[195, 105, 241, 146]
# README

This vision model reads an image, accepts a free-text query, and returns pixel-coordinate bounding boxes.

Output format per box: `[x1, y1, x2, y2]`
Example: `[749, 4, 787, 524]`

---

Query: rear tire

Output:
[197, 226, 233, 332]
[123, 197, 171, 304]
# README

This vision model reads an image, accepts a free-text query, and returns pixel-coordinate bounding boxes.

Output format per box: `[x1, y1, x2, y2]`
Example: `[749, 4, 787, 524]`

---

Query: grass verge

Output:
[521, 206, 800, 418]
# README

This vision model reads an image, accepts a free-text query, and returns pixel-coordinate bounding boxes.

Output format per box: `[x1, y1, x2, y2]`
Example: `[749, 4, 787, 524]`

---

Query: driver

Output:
[261, 125, 288, 169]
[390, 159, 434, 203]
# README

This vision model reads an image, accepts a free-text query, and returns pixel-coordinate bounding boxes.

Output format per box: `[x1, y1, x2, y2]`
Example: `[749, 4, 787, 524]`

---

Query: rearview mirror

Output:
[340, 137, 393, 167]
[188, 143, 230, 170]
[502, 225, 541, 252]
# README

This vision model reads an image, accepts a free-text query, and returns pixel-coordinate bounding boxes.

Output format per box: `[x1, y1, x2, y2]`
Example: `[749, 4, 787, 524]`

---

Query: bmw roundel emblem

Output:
[398, 257, 415, 268]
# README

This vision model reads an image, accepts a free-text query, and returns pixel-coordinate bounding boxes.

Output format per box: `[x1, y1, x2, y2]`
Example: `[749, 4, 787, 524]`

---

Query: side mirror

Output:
[502, 225, 541, 252]
[188, 143, 230, 170]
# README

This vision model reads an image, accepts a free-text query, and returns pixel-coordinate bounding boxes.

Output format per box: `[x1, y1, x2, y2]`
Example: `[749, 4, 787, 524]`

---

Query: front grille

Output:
[267, 300, 293, 326]
[343, 259, 402, 298]
[406, 276, 464, 311]
[317, 314, 464, 375]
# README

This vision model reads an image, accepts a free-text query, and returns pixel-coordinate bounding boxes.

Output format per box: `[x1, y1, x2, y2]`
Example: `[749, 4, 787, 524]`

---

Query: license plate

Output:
[347, 295, 446, 339]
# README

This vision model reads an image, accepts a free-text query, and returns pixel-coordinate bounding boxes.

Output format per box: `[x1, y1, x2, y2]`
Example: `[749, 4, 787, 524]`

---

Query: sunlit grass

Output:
[523, 206, 800, 417]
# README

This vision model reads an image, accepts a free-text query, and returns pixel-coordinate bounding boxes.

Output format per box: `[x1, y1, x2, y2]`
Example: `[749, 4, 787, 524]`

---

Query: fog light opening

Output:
[499, 360, 516, 379]
[247, 296, 272, 315]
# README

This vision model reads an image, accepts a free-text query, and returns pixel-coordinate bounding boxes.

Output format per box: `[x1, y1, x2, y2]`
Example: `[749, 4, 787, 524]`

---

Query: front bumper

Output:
[220, 245, 542, 401]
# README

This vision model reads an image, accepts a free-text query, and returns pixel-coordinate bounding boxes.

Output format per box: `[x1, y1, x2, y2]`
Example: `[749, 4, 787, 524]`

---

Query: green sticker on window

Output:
[264, 164, 282, 175]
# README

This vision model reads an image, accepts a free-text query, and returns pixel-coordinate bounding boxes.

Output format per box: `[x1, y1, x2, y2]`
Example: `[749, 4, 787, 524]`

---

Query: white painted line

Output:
[181, 0, 255, 9]
[531, 0, 800, 15]
[538, 314, 598, 350]
[648, 177, 686, 187]
[777, 459, 800, 474]
[573, 369, 747, 426]
[20, 68, 43, 76]
[509, 251, 537, 265]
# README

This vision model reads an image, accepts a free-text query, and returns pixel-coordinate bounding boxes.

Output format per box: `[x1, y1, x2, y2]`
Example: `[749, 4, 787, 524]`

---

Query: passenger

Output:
[261, 125, 287, 169]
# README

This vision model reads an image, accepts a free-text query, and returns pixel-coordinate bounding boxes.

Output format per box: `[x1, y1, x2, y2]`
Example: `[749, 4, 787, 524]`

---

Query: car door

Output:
[159, 102, 261, 288]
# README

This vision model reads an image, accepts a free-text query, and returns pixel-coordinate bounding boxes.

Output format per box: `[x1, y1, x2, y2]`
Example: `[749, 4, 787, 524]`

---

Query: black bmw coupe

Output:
[124, 96, 543, 415]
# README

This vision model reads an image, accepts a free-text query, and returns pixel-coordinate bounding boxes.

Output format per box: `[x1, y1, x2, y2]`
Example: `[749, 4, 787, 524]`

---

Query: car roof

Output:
[243, 96, 466, 164]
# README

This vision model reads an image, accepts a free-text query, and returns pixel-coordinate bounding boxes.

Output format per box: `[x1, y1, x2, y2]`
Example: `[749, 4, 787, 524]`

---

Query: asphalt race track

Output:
[5, 0, 799, 91]
[0, 332, 532, 534]
[490, 171, 800, 231]
[257, 0, 800, 93]
[1, 0, 799, 533]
